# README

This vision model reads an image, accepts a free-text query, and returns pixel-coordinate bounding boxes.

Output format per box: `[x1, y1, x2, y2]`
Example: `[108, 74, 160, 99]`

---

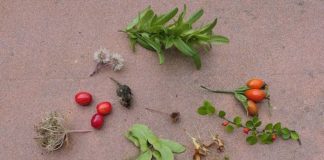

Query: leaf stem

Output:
[200, 86, 234, 94]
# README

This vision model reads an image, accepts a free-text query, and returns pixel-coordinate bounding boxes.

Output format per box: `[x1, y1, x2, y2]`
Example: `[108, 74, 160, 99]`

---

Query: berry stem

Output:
[145, 108, 169, 115]
[220, 116, 262, 134]
[200, 86, 235, 94]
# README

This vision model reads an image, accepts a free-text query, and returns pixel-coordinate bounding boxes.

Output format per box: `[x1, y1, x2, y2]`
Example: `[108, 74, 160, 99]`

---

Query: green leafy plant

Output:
[123, 5, 229, 69]
[125, 124, 185, 160]
[197, 101, 301, 145]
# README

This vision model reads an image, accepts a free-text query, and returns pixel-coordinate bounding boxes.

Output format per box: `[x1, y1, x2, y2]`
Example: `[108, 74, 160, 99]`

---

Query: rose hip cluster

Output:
[244, 78, 269, 116]
[75, 92, 112, 129]
[201, 78, 271, 117]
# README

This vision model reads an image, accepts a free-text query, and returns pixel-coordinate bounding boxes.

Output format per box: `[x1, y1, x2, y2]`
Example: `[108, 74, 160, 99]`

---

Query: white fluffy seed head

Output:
[109, 53, 124, 71]
[93, 47, 110, 64]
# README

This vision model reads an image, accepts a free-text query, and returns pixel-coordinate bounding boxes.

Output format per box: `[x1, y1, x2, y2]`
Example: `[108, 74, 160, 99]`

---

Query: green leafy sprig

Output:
[197, 101, 301, 145]
[125, 124, 186, 160]
[123, 5, 229, 69]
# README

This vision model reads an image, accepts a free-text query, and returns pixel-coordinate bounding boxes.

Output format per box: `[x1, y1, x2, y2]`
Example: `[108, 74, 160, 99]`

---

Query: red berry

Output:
[75, 92, 92, 106]
[243, 128, 250, 134]
[222, 121, 229, 126]
[91, 114, 104, 129]
[272, 134, 277, 141]
[96, 102, 112, 116]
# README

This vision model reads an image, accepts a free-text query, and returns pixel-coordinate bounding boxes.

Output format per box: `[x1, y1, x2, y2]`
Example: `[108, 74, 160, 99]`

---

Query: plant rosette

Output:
[125, 124, 185, 160]
[201, 78, 272, 116]
[197, 100, 301, 145]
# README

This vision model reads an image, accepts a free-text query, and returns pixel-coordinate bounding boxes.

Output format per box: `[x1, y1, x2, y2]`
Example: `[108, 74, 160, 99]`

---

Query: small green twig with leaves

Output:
[197, 101, 301, 145]
[123, 5, 229, 69]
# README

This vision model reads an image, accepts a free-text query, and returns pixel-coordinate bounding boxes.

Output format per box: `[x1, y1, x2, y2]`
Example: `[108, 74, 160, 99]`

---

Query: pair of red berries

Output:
[75, 92, 112, 129]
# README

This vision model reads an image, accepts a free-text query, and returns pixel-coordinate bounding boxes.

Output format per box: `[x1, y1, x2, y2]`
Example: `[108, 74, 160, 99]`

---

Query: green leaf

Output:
[187, 9, 204, 25]
[191, 52, 202, 69]
[259, 133, 273, 144]
[208, 35, 229, 44]
[252, 117, 259, 124]
[152, 151, 162, 160]
[264, 123, 273, 132]
[125, 131, 139, 147]
[246, 121, 254, 129]
[197, 100, 216, 115]
[218, 110, 226, 118]
[273, 122, 282, 132]
[281, 128, 291, 140]
[234, 93, 248, 112]
[233, 116, 242, 127]
[158, 145, 174, 160]
[173, 37, 196, 56]
[136, 150, 153, 160]
[225, 125, 234, 133]
[254, 121, 262, 128]
[199, 18, 217, 34]
[160, 139, 186, 153]
[127, 6, 152, 30]
[246, 135, 258, 145]
[290, 131, 299, 140]
[234, 85, 250, 93]
[155, 8, 178, 25]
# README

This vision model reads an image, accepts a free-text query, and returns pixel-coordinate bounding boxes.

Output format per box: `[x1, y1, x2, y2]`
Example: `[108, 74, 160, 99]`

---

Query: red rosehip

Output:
[91, 114, 104, 129]
[222, 121, 229, 126]
[96, 102, 112, 116]
[243, 128, 250, 134]
[272, 134, 277, 141]
[75, 92, 92, 106]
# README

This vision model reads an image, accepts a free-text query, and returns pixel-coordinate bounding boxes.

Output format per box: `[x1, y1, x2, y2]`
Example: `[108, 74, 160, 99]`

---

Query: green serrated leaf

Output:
[246, 135, 258, 145]
[218, 110, 226, 118]
[265, 123, 273, 132]
[273, 122, 282, 132]
[290, 131, 299, 140]
[197, 100, 216, 115]
[225, 125, 234, 133]
[259, 133, 272, 144]
[254, 121, 262, 128]
[136, 150, 153, 160]
[246, 121, 254, 129]
[160, 139, 186, 153]
[281, 128, 291, 140]
[233, 116, 242, 127]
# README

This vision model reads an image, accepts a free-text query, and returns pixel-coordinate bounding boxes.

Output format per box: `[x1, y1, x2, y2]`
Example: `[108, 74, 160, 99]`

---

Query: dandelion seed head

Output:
[93, 47, 110, 64]
[109, 53, 124, 71]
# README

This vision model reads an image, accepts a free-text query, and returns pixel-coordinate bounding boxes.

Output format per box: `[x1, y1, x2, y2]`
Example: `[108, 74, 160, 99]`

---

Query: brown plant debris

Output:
[34, 112, 91, 152]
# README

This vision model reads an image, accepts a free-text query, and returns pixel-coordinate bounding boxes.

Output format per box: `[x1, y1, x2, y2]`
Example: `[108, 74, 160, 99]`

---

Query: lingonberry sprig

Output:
[197, 100, 301, 145]
[201, 78, 272, 116]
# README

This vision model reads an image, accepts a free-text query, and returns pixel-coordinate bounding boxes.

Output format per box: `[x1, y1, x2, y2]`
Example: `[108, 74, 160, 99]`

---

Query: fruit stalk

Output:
[200, 86, 234, 94]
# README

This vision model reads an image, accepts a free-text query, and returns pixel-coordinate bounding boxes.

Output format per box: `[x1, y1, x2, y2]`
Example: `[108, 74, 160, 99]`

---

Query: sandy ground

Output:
[0, 0, 323, 160]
